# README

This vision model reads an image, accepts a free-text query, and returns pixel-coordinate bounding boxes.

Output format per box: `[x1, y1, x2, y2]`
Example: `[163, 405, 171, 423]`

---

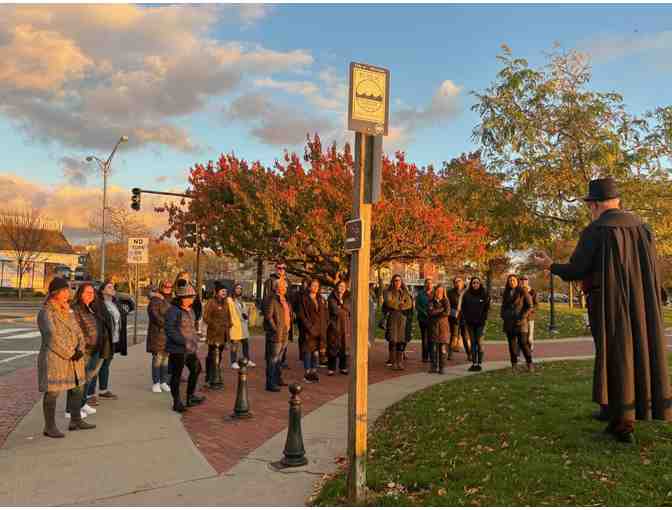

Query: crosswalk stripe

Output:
[0, 350, 39, 354]
[0, 352, 37, 364]
[0, 328, 33, 335]
[0, 331, 40, 340]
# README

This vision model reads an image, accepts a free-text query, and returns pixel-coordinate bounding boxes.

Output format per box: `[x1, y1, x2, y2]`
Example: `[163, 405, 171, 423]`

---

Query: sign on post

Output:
[344, 219, 363, 252]
[127, 237, 149, 264]
[346, 60, 390, 503]
[348, 62, 390, 136]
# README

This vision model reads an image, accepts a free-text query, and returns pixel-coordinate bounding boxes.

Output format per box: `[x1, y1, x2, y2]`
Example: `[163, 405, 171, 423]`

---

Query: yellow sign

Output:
[348, 62, 389, 135]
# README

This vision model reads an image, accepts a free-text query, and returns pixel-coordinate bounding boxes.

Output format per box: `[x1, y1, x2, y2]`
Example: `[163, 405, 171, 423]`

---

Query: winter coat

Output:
[228, 296, 250, 341]
[94, 296, 131, 357]
[203, 298, 231, 346]
[447, 287, 465, 324]
[299, 292, 328, 354]
[264, 294, 293, 344]
[500, 287, 533, 334]
[383, 287, 413, 344]
[327, 291, 352, 356]
[428, 297, 451, 343]
[461, 289, 490, 327]
[165, 304, 198, 354]
[415, 288, 432, 325]
[71, 301, 101, 354]
[37, 301, 86, 393]
[146, 294, 170, 353]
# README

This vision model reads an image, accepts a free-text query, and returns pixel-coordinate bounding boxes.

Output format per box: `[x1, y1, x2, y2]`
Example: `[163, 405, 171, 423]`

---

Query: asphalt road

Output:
[0, 305, 148, 378]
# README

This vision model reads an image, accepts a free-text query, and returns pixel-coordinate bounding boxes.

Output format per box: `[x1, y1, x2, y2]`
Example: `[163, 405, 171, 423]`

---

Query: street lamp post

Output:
[86, 135, 128, 281]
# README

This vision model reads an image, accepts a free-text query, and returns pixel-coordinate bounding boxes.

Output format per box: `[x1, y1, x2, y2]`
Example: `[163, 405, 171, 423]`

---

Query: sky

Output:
[1, 3, 672, 243]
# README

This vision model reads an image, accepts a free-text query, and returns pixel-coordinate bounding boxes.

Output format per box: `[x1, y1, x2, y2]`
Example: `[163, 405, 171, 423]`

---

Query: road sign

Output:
[127, 237, 149, 264]
[348, 62, 390, 136]
[344, 219, 363, 252]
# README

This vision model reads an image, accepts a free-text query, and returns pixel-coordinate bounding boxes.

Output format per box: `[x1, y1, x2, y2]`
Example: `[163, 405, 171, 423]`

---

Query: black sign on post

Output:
[344, 219, 363, 252]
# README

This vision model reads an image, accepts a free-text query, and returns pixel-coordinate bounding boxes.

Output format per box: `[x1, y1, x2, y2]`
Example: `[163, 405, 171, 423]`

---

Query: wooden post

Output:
[347, 132, 372, 502]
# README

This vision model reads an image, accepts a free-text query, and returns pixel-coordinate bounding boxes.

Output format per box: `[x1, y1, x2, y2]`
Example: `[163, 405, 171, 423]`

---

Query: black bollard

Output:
[231, 358, 252, 419]
[280, 383, 308, 467]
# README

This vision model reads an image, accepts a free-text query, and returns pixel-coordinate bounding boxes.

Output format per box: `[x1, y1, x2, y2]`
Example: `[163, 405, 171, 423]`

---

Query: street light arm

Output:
[105, 136, 127, 168]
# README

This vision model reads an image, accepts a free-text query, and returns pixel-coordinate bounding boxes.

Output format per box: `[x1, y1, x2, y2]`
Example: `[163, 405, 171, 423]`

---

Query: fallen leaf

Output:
[437, 488, 447, 496]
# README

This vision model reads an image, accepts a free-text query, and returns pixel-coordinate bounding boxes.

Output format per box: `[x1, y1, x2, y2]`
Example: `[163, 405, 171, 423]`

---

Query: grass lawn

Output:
[314, 357, 672, 507]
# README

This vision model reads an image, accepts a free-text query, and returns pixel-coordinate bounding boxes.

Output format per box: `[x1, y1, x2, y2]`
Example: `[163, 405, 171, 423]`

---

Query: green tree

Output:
[471, 44, 672, 253]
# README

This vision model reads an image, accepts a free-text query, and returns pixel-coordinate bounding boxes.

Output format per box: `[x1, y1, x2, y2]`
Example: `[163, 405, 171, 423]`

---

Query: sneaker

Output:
[82, 404, 97, 415]
[232, 362, 240, 370]
[160, 383, 171, 392]
[65, 410, 87, 419]
[309, 372, 320, 382]
[247, 360, 256, 368]
[327, 370, 335, 376]
[152, 383, 162, 393]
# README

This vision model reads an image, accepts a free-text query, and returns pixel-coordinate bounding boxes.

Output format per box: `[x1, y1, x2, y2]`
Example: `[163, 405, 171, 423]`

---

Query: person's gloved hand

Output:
[71, 348, 84, 361]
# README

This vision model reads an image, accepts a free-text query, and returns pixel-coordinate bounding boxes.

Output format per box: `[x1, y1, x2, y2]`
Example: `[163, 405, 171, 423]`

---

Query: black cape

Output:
[552, 209, 671, 423]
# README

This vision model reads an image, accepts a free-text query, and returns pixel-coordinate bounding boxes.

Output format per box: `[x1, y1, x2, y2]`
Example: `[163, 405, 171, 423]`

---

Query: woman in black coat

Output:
[500, 274, 534, 372]
[461, 277, 490, 372]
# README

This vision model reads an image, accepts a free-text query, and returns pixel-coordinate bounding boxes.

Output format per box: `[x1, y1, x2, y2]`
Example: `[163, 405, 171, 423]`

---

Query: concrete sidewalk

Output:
[0, 338, 594, 506]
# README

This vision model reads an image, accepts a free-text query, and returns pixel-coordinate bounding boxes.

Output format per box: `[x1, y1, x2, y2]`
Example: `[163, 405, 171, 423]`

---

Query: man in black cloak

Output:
[534, 177, 672, 443]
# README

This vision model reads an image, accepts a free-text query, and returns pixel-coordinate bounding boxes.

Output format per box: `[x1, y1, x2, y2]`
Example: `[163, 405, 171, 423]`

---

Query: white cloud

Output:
[0, 5, 310, 153]
[583, 30, 672, 62]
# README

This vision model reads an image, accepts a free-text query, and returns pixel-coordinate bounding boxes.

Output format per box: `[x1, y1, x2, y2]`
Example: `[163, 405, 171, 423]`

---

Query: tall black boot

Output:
[205, 350, 214, 386]
[438, 346, 446, 375]
[429, 344, 438, 373]
[386, 343, 394, 367]
[43, 393, 64, 438]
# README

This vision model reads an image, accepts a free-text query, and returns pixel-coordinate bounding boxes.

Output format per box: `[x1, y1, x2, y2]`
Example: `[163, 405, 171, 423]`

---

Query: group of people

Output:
[261, 262, 353, 391]
[37, 277, 133, 438]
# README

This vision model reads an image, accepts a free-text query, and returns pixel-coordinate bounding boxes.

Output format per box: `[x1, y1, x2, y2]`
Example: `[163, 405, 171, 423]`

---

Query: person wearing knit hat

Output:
[203, 281, 231, 388]
[165, 279, 205, 412]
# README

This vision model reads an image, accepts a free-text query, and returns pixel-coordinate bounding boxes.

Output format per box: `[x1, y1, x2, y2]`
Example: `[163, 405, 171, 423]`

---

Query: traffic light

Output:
[131, 188, 141, 211]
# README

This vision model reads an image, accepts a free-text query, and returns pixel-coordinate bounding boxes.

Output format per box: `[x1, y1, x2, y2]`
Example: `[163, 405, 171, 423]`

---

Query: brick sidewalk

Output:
[182, 337, 595, 474]
[0, 366, 40, 448]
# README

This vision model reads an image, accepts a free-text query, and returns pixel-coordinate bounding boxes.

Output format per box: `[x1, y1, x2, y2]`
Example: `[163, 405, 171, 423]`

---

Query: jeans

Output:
[152, 352, 170, 385]
[265, 340, 287, 389]
[303, 350, 318, 371]
[230, 339, 251, 364]
[82, 351, 103, 406]
[88, 357, 112, 396]
[466, 324, 485, 363]
[506, 330, 533, 365]
[328, 352, 347, 372]
[169, 352, 201, 403]
[418, 321, 430, 361]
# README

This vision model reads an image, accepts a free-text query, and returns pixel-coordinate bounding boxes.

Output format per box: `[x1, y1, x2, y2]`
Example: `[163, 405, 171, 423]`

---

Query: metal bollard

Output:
[231, 358, 252, 419]
[280, 383, 308, 467]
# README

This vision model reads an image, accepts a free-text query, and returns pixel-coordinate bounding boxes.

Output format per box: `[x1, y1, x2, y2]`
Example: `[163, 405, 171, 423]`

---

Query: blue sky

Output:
[1, 4, 671, 239]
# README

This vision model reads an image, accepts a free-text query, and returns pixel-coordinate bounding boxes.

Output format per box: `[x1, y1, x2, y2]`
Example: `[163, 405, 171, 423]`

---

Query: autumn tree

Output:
[472, 45, 672, 254]
[0, 209, 51, 299]
[161, 135, 488, 286]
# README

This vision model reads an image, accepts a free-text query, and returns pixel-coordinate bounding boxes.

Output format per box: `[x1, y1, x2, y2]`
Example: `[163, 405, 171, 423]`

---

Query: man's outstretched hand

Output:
[531, 251, 553, 270]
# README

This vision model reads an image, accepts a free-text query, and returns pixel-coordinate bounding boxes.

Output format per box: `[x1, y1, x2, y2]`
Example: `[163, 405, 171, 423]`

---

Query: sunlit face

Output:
[508, 276, 518, 288]
[161, 283, 173, 295]
[520, 279, 530, 290]
[217, 288, 227, 299]
[53, 288, 70, 305]
[182, 297, 195, 308]
[393, 277, 402, 290]
[234, 285, 243, 297]
[310, 281, 320, 294]
[337, 281, 347, 295]
[276, 264, 286, 277]
[471, 279, 481, 291]
[424, 278, 433, 291]
[434, 287, 445, 300]
[81, 286, 95, 306]
[454, 278, 464, 291]
[103, 283, 116, 297]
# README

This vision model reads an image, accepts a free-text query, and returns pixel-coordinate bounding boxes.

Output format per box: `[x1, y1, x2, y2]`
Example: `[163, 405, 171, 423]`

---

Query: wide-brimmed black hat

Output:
[48, 277, 70, 295]
[583, 177, 620, 202]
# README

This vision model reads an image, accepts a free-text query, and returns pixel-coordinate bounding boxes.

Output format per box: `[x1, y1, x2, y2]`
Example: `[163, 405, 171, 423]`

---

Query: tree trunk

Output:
[485, 266, 493, 298]
[256, 257, 263, 308]
[17, 270, 23, 301]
